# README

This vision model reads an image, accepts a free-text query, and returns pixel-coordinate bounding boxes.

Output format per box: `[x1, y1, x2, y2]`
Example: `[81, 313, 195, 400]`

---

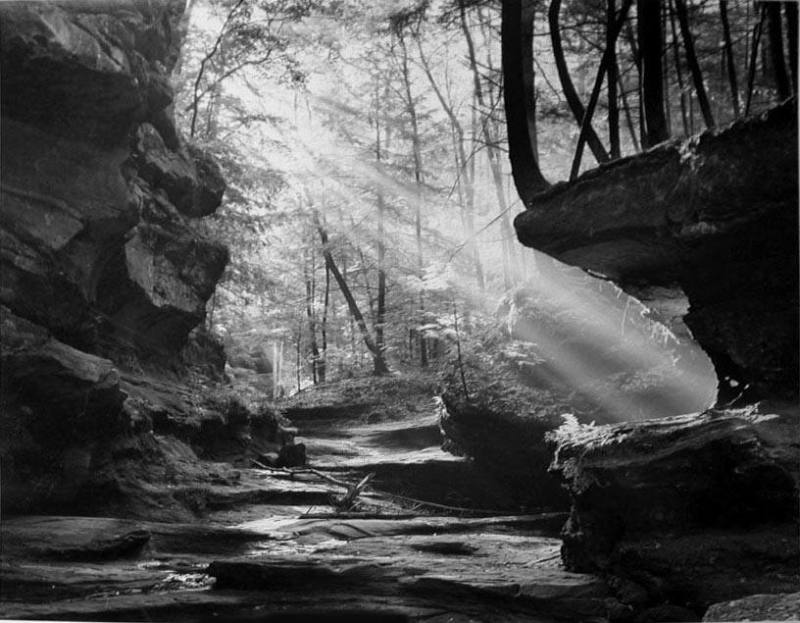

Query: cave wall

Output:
[514, 101, 799, 403]
[0, 0, 231, 512]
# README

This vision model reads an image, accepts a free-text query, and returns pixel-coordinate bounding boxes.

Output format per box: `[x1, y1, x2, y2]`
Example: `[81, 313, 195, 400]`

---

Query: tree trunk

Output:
[674, 0, 715, 128]
[478, 7, 521, 286]
[767, 2, 791, 100]
[416, 33, 484, 295]
[624, 20, 647, 144]
[668, 0, 690, 135]
[320, 264, 329, 383]
[520, 0, 540, 160]
[502, 0, 550, 208]
[570, 0, 634, 178]
[719, 0, 740, 117]
[618, 73, 641, 151]
[189, 0, 245, 138]
[304, 247, 320, 384]
[295, 319, 301, 392]
[314, 212, 388, 375]
[397, 33, 427, 366]
[786, 2, 798, 94]
[607, 0, 621, 159]
[746, 4, 767, 115]
[638, 0, 669, 147]
[548, 0, 610, 163]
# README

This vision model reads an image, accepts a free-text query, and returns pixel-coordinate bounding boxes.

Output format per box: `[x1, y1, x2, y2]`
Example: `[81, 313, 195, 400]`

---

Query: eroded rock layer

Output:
[0, 1, 239, 514]
[549, 404, 799, 614]
[514, 102, 799, 403]
[0, 0, 227, 362]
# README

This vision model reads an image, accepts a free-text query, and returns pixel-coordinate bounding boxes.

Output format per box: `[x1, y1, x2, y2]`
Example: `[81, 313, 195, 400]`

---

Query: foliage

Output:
[172, 0, 749, 399]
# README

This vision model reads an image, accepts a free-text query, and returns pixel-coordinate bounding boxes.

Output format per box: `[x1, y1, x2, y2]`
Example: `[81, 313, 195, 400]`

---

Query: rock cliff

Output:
[510, 104, 799, 619]
[1, 0, 228, 361]
[0, 1, 261, 515]
[514, 101, 798, 404]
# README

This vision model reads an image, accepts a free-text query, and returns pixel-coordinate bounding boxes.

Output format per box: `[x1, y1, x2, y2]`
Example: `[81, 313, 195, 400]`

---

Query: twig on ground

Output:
[363, 491, 511, 515]
[251, 460, 354, 489]
[297, 512, 419, 520]
[331, 472, 375, 511]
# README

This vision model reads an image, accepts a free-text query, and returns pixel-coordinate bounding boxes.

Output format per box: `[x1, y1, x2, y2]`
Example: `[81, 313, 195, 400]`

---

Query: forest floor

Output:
[0, 375, 617, 622]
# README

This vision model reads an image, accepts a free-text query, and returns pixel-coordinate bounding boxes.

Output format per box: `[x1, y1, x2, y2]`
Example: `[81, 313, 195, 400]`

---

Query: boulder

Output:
[513, 101, 798, 402]
[549, 404, 799, 611]
[133, 124, 226, 218]
[0, 306, 128, 512]
[0, 306, 127, 442]
[703, 592, 800, 622]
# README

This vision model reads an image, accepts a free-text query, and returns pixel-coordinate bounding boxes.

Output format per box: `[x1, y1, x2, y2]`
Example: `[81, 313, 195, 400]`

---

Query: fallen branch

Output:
[298, 512, 419, 520]
[251, 460, 354, 490]
[363, 491, 511, 516]
[331, 472, 375, 511]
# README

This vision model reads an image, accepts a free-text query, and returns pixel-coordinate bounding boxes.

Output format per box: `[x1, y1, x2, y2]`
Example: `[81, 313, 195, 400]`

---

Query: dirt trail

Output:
[1, 380, 613, 622]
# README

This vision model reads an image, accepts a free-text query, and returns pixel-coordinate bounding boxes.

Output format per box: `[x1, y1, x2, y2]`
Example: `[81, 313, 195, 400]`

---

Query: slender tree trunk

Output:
[570, 0, 633, 178]
[674, 0, 715, 128]
[669, 0, 690, 134]
[372, 82, 389, 371]
[719, 0, 741, 117]
[662, 0, 672, 136]
[416, 33, 484, 295]
[320, 265, 329, 383]
[295, 319, 301, 392]
[548, 0, 610, 163]
[767, 2, 791, 100]
[517, 1, 540, 159]
[786, 2, 798, 93]
[638, 0, 669, 147]
[618, 73, 641, 151]
[397, 34, 427, 366]
[189, 0, 245, 138]
[314, 212, 388, 375]
[746, 4, 767, 115]
[479, 7, 521, 285]
[376, 194, 386, 368]
[607, 0, 621, 159]
[502, 0, 550, 207]
[304, 247, 320, 384]
[624, 21, 646, 145]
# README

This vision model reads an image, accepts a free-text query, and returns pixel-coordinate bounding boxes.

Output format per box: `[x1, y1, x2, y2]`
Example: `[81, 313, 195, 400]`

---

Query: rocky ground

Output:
[3, 377, 797, 623]
[1, 376, 620, 623]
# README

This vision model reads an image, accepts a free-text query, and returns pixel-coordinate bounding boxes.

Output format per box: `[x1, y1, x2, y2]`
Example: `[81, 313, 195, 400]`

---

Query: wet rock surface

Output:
[549, 403, 799, 614]
[513, 101, 799, 402]
[2, 380, 615, 623]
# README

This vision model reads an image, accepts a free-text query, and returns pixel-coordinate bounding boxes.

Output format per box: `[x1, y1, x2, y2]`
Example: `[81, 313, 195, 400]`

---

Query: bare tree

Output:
[548, 0, 610, 163]
[674, 0, 715, 128]
[313, 211, 389, 375]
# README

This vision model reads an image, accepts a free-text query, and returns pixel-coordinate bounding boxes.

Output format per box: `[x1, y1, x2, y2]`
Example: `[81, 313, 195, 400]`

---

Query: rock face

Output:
[0, 1, 234, 513]
[514, 102, 798, 403]
[549, 404, 799, 614]
[0, 0, 227, 362]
